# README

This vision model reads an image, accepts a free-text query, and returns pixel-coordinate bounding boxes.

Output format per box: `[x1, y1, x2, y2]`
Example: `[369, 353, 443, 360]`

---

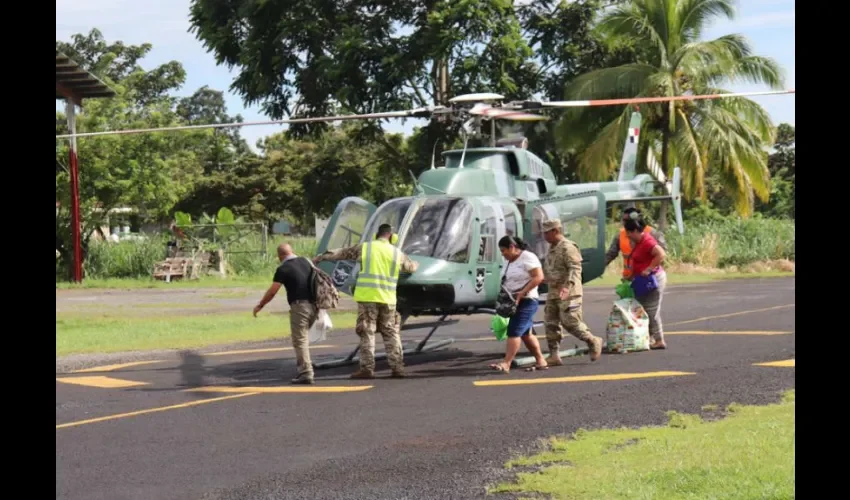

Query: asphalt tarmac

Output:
[55, 277, 795, 500]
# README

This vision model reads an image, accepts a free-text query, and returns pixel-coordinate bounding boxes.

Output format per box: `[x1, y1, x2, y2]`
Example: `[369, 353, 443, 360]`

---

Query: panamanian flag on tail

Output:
[628, 127, 640, 143]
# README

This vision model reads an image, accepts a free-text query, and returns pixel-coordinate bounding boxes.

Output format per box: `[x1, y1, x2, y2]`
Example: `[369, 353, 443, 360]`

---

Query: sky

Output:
[56, 0, 795, 151]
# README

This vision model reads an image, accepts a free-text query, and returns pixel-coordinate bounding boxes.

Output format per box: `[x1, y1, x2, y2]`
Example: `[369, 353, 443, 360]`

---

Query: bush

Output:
[83, 236, 170, 279]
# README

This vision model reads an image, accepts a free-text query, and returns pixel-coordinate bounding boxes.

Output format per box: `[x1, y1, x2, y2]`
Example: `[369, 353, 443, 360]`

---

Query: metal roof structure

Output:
[56, 51, 116, 105]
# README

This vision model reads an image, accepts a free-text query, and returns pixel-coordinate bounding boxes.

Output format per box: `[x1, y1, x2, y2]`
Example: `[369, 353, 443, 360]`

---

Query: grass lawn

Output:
[56, 311, 358, 357]
[489, 389, 795, 499]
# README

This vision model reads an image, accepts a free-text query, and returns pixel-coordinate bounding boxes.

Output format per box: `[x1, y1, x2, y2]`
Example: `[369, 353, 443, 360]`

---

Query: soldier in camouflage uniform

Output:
[541, 219, 604, 364]
[314, 225, 418, 378]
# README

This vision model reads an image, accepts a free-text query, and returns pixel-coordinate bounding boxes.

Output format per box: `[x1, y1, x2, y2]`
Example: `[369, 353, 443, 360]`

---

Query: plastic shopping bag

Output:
[491, 315, 509, 341]
[615, 280, 635, 299]
[604, 298, 650, 353]
[308, 309, 333, 344]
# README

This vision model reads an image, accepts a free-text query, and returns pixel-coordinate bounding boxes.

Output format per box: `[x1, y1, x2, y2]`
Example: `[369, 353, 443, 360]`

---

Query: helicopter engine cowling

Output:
[393, 255, 482, 314]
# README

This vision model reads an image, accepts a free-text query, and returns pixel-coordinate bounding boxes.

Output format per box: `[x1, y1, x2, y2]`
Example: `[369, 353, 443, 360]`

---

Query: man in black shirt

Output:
[253, 243, 318, 384]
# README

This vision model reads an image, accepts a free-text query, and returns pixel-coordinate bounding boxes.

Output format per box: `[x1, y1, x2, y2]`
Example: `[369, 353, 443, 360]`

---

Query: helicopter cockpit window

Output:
[531, 204, 559, 263]
[326, 202, 371, 250]
[364, 198, 412, 241]
[401, 198, 473, 264]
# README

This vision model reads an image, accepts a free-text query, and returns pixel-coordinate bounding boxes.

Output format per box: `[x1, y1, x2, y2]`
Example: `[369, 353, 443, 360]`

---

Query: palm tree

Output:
[555, 0, 785, 217]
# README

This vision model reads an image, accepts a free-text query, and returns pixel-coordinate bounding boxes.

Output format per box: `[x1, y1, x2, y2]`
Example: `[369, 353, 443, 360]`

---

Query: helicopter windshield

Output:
[400, 198, 473, 263]
[363, 198, 413, 240]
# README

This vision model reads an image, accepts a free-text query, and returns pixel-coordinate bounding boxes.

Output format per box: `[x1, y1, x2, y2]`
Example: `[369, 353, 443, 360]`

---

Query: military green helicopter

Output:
[56, 88, 795, 367]
[307, 89, 794, 368]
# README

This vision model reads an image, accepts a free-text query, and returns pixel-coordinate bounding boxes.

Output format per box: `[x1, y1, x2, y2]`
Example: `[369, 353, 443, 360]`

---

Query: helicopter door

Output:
[473, 202, 503, 299]
[315, 196, 377, 295]
[523, 192, 607, 290]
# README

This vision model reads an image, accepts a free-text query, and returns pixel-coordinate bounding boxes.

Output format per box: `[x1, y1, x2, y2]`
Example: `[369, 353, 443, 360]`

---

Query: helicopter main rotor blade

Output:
[514, 89, 795, 109]
[468, 103, 549, 121]
[55, 106, 448, 139]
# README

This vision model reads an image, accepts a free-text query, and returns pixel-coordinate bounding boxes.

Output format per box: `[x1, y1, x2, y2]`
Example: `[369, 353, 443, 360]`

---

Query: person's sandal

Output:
[489, 362, 510, 373]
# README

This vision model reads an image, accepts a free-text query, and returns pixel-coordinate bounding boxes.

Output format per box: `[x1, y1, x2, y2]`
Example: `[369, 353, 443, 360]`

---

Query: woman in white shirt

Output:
[489, 235, 548, 373]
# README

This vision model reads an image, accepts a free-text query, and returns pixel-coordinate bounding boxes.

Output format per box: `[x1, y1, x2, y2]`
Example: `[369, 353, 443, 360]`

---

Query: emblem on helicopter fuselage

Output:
[475, 267, 486, 293]
[332, 262, 354, 287]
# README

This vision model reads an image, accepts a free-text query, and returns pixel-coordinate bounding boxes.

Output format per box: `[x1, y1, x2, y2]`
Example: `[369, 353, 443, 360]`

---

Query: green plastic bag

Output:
[491, 315, 509, 341]
[615, 280, 635, 299]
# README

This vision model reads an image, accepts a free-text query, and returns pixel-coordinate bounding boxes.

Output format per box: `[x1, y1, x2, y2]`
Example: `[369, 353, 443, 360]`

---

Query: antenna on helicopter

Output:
[430, 141, 439, 170]
[458, 118, 475, 169]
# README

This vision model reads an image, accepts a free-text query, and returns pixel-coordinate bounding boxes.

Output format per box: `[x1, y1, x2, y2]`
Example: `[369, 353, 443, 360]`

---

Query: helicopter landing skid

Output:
[312, 314, 460, 370]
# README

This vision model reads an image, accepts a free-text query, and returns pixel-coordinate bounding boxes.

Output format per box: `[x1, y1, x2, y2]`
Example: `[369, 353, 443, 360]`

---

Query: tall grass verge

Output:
[58, 218, 794, 284]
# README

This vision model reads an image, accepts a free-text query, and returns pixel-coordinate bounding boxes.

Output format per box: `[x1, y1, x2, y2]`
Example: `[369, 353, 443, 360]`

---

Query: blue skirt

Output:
[506, 298, 539, 338]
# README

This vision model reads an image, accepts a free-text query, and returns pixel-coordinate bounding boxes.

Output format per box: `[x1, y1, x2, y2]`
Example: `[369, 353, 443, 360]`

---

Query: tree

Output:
[554, 0, 785, 217]
[187, 0, 642, 181]
[755, 123, 794, 219]
[176, 86, 254, 174]
[55, 31, 208, 278]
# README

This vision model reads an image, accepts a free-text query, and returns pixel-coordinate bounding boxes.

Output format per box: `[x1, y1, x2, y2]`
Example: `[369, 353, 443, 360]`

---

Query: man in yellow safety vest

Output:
[604, 208, 667, 279]
[314, 224, 418, 379]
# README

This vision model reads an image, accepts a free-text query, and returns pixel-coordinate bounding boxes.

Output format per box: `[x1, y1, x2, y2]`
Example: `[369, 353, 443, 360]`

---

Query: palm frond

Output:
[597, 7, 669, 67]
[692, 100, 772, 214]
[671, 107, 705, 196]
[676, 0, 737, 41]
[562, 64, 658, 100]
[574, 107, 633, 180]
[673, 34, 752, 73]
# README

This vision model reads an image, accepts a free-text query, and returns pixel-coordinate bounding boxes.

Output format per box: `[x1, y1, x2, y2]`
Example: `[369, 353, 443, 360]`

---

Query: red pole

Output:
[66, 100, 82, 282]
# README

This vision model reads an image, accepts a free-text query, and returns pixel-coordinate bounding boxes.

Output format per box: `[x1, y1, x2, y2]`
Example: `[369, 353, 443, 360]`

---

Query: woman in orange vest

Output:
[604, 208, 667, 279]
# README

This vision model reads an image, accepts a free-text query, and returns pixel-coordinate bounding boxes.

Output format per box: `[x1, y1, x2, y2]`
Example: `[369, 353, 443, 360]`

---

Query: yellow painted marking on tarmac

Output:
[668, 304, 794, 326]
[754, 359, 795, 367]
[56, 392, 259, 430]
[474, 371, 695, 387]
[183, 385, 373, 394]
[71, 360, 164, 373]
[56, 375, 149, 388]
[664, 331, 791, 336]
[205, 345, 337, 357]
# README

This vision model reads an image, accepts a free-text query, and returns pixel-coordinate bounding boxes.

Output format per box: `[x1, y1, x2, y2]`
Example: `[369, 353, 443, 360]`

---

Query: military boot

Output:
[588, 336, 603, 362]
[546, 340, 564, 366]
[390, 368, 406, 378]
[291, 373, 314, 385]
[350, 368, 375, 379]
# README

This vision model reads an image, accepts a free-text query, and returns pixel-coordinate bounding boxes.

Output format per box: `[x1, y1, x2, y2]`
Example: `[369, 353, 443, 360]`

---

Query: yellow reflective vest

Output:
[353, 239, 401, 305]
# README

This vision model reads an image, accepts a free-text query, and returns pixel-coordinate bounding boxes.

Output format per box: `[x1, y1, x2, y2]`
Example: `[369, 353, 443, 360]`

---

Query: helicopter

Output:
[55, 88, 795, 367]
[305, 89, 794, 368]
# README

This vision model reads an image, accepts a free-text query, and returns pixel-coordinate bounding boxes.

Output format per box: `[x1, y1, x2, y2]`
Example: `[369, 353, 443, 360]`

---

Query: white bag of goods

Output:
[308, 310, 333, 344]
[604, 298, 650, 353]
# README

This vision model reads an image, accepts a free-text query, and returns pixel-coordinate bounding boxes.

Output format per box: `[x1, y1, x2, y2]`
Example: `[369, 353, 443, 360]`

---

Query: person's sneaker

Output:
[350, 369, 375, 379]
[589, 336, 603, 362]
[291, 373, 314, 385]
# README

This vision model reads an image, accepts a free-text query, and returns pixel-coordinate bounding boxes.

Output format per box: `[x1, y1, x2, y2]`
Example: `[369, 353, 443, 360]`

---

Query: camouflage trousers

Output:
[355, 302, 403, 372]
[289, 300, 318, 378]
[544, 296, 595, 353]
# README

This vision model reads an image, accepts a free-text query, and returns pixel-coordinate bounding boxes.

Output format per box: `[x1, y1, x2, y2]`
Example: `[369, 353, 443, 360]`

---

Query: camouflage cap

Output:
[541, 219, 562, 232]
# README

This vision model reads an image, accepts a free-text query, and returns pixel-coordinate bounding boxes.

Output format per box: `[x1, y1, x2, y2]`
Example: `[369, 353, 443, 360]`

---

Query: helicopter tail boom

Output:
[617, 110, 642, 182]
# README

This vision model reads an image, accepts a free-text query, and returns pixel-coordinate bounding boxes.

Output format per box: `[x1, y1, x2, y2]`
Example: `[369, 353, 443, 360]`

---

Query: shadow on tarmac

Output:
[124, 343, 527, 395]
